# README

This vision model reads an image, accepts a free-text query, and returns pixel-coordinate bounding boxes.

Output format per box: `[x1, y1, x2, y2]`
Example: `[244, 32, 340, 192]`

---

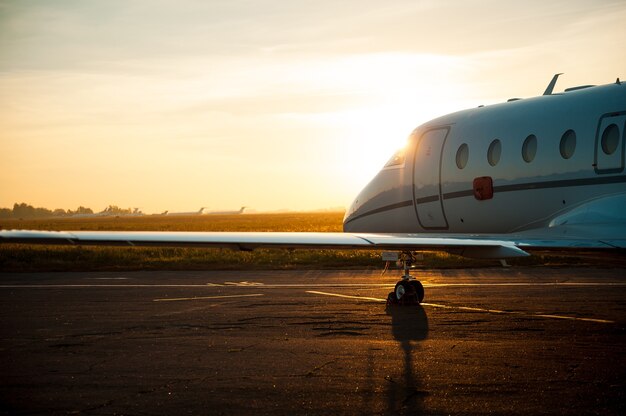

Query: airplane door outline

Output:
[412, 127, 450, 230]
[594, 111, 626, 174]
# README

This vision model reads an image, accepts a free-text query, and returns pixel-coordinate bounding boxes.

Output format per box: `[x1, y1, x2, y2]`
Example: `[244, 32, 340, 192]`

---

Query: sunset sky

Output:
[1, 0, 625, 213]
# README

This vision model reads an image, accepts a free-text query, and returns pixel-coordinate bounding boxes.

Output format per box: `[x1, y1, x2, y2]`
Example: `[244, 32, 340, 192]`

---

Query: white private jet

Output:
[2, 75, 625, 304]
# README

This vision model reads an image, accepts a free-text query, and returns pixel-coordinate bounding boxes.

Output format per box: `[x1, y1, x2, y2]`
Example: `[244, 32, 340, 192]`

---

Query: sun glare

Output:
[330, 92, 469, 189]
[300, 53, 474, 190]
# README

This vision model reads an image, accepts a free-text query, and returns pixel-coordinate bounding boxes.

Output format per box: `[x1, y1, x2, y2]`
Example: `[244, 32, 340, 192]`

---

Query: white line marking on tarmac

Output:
[2, 282, 625, 289]
[420, 302, 615, 324]
[306, 290, 386, 303]
[531, 314, 614, 323]
[224, 281, 265, 286]
[425, 282, 626, 287]
[306, 291, 616, 324]
[153, 293, 264, 302]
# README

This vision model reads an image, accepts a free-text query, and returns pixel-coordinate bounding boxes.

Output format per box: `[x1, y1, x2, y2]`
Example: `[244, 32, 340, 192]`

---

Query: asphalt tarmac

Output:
[1, 268, 625, 415]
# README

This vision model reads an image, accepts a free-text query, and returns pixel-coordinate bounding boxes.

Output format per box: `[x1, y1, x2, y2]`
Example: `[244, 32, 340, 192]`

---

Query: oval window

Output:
[560, 129, 576, 159]
[522, 134, 537, 163]
[487, 139, 501, 166]
[601, 123, 620, 155]
[456, 143, 469, 169]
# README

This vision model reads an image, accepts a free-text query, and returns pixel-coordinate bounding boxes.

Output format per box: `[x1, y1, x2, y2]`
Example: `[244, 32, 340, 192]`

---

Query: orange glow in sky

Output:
[1, 1, 625, 213]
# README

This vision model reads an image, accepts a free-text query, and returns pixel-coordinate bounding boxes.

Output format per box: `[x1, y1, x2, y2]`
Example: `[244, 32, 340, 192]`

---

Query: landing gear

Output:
[386, 251, 425, 306]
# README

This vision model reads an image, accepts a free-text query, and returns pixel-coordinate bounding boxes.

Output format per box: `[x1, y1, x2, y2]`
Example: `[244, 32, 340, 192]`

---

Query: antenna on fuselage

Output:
[543, 73, 563, 95]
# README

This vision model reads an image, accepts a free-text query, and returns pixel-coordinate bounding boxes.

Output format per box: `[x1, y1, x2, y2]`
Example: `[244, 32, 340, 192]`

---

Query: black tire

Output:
[394, 280, 416, 304]
[409, 280, 425, 303]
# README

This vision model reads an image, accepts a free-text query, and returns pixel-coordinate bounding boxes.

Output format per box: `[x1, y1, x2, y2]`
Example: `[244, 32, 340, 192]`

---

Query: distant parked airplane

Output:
[165, 207, 206, 216]
[206, 207, 246, 215]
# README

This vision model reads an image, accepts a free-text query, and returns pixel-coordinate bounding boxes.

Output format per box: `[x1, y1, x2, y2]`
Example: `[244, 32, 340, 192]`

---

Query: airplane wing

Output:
[0, 230, 530, 259]
[0, 227, 620, 258]
[2, 202, 625, 260]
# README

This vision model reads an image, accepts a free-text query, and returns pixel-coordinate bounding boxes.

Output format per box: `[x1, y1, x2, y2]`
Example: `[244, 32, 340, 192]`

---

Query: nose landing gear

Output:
[386, 251, 425, 306]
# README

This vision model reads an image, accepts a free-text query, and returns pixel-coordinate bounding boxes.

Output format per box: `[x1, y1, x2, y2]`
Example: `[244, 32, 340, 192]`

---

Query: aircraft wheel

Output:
[410, 280, 425, 303]
[394, 280, 416, 304]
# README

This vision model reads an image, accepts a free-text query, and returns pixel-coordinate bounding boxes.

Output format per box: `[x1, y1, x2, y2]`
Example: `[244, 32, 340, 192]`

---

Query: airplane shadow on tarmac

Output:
[383, 304, 429, 414]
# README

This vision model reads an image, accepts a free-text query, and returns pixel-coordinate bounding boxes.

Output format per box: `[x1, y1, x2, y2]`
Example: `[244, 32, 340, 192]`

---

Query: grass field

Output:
[0, 212, 616, 272]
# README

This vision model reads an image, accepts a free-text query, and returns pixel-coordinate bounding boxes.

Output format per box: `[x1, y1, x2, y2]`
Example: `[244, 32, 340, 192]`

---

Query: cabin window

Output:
[487, 139, 501, 166]
[384, 148, 405, 168]
[601, 123, 620, 155]
[522, 134, 537, 163]
[456, 143, 469, 169]
[559, 129, 576, 159]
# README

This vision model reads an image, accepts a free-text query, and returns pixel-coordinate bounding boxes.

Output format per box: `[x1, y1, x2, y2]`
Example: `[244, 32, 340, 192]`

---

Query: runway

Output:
[1, 268, 625, 415]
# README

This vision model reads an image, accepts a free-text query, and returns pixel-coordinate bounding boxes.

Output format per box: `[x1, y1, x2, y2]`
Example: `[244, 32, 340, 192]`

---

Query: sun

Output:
[278, 53, 476, 207]
[330, 94, 431, 191]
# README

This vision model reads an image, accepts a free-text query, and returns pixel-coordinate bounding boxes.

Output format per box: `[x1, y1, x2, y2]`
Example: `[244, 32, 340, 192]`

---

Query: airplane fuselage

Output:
[343, 82, 626, 234]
